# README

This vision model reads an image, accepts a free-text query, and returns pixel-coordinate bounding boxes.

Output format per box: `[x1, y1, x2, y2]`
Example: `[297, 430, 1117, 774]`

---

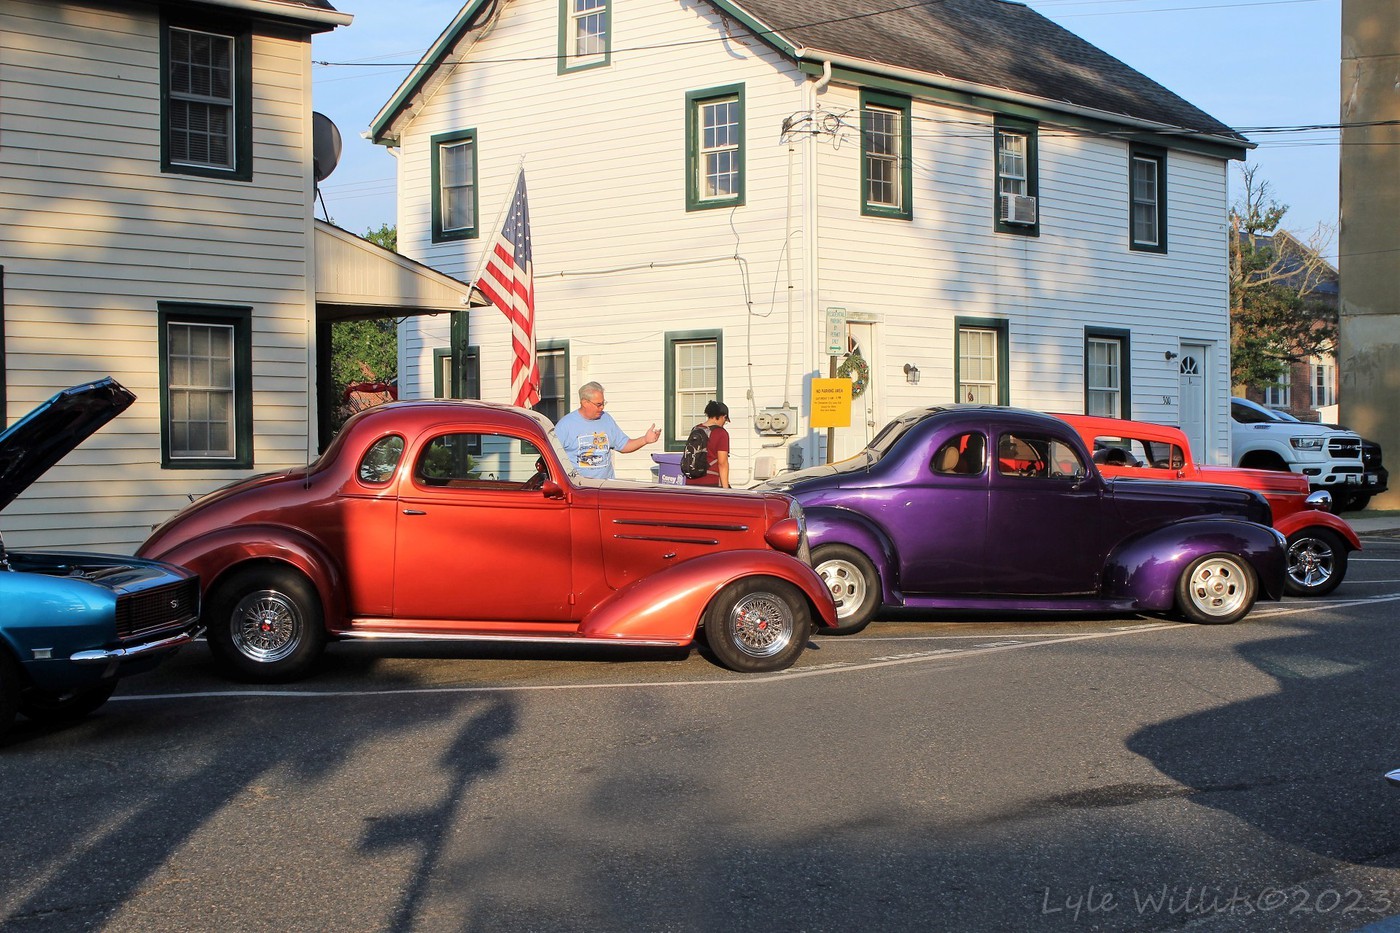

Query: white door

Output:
[834, 322, 879, 461]
[1178, 343, 1209, 460]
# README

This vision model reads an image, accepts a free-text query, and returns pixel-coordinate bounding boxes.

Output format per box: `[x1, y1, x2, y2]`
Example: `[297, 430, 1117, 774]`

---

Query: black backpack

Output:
[680, 424, 712, 479]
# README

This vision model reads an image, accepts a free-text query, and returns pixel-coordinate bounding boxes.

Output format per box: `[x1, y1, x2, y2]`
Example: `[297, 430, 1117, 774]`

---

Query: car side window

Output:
[358, 435, 405, 485]
[998, 433, 1085, 480]
[932, 432, 986, 475]
[416, 432, 549, 491]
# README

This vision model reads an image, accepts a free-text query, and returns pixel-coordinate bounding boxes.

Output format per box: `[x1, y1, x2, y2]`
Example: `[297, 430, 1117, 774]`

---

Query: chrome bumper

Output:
[71, 628, 201, 665]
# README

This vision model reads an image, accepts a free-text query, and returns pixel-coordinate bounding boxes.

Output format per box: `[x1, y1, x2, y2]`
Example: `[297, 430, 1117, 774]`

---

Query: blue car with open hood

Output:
[0, 378, 201, 737]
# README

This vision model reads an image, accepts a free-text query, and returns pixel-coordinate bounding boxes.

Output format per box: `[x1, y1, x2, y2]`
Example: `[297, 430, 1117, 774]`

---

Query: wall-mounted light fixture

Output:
[903, 363, 921, 385]
[1164, 351, 1179, 361]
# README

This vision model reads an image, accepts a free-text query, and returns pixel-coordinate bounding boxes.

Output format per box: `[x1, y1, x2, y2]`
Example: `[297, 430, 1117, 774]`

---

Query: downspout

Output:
[801, 60, 832, 468]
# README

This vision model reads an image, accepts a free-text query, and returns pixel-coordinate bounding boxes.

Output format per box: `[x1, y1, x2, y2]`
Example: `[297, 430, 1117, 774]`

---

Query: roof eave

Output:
[193, 0, 352, 32]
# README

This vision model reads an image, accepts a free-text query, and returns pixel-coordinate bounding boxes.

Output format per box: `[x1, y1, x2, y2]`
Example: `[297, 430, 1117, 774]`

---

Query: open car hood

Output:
[0, 377, 135, 512]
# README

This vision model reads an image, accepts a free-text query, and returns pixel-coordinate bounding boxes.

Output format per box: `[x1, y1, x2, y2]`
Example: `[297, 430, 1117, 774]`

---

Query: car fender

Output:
[579, 550, 837, 642]
[802, 506, 900, 602]
[142, 525, 348, 628]
[1273, 510, 1362, 551]
[1103, 519, 1287, 610]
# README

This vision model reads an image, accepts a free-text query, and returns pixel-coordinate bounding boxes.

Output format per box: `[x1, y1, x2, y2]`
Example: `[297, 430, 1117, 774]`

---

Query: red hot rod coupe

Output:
[138, 400, 836, 681]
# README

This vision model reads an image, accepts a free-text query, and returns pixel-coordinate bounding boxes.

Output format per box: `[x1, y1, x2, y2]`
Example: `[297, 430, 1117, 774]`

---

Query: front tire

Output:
[1176, 553, 1257, 625]
[206, 567, 326, 682]
[702, 577, 810, 673]
[1335, 492, 1371, 513]
[17, 681, 117, 725]
[811, 544, 880, 635]
[1285, 527, 1347, 597]
[0, 651, 21, 738]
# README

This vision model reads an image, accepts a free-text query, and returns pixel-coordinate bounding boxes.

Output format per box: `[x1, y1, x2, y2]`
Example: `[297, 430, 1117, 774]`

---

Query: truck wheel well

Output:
[1238, 451, 1290, 472]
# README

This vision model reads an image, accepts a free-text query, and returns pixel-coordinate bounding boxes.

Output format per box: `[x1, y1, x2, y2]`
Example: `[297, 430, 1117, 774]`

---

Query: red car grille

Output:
[115, 579, 200, 640]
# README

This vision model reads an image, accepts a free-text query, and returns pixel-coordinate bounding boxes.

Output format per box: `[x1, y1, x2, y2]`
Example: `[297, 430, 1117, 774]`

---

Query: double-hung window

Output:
[159, 303, 252, 469]
[432, 130, 478, 241]
[559, 0, 610, 72]
[956, 318, 1009, 405]
[1263, 370, 1291, 409]
[995, 120, 1038, 234]
[686, 86, 744, 210]
[534, 341, 570, 424]
[1085, 329, 1130, 418]
[665, 331, 722, 448]
[860, 91, 911, 219]
[162, 18, 251, 179]
[1310, 357, 1336, 408]
[1129, 146, 1167, 252]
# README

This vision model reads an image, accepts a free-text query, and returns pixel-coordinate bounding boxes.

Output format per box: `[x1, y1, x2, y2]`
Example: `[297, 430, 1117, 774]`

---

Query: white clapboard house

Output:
[372, 0, 1250, 484]
[1, 0, 481, 552]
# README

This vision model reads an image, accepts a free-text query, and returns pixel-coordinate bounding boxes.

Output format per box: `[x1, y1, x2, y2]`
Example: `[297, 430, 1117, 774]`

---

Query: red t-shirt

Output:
[686, 424, 731, 486]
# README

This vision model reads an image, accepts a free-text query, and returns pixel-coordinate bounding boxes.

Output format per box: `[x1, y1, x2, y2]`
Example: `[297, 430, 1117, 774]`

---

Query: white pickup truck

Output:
[1231, 396, 1385, 510]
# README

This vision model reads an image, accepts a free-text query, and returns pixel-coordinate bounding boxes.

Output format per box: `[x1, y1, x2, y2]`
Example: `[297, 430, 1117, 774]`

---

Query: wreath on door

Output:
[837, 350, 869, 398]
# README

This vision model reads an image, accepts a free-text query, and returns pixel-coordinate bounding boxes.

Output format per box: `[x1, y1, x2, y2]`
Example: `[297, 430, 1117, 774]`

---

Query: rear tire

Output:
[1284, 527, 1347, 597]
[1176, 553, 1257, 624]
[205, 567, 326, 682]
[17, 680, 117, 724]
[702, 577, 810, 673]
[811, 544, 880, 635]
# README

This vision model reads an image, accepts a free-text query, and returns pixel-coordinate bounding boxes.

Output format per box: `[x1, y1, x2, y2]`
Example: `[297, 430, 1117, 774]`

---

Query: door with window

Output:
[833, 322, 880, 462]
[1178, 343, 1209, 460]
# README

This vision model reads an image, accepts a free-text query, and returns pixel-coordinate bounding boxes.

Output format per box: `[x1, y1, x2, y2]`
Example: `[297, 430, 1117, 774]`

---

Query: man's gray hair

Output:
[578, 381, 604, 402]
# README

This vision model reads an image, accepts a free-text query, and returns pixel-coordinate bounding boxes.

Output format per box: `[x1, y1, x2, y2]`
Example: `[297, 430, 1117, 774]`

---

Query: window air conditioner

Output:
[999, 193, 1038, 225]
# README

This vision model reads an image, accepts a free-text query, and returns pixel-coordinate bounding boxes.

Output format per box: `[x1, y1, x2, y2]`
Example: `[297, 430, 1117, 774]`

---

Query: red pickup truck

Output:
[1059, 414, 1360, 597]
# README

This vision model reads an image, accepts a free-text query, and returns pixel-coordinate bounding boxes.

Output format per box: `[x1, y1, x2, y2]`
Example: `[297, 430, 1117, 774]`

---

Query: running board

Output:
[337, 630, 689, 649]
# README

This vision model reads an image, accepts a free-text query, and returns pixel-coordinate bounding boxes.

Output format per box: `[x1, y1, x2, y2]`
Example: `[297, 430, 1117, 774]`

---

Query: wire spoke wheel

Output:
[230, 590, 305, 663]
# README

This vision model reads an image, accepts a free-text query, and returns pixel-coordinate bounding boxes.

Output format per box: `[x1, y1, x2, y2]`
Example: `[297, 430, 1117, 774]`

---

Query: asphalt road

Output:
[4, 536, 1400, 932]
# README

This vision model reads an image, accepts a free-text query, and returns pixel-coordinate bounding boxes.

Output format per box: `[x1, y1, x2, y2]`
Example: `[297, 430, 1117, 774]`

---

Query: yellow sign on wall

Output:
[810, 378, 853, 428]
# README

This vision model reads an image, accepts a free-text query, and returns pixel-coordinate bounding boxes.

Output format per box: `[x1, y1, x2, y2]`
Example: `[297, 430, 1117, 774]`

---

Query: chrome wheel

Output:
[230, 589, 305, 663]
[1284, 528, 1347, 597]
[817, 557, 869, 623]
[725, 591, 795, 660]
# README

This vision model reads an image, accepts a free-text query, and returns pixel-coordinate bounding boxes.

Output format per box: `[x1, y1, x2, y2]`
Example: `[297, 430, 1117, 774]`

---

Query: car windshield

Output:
[867, 409, 939, 460]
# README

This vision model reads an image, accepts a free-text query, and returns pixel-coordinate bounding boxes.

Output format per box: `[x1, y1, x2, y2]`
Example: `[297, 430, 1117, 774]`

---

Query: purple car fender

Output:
[802, 507, 900, 602]
[1102, 519, 1288, 610]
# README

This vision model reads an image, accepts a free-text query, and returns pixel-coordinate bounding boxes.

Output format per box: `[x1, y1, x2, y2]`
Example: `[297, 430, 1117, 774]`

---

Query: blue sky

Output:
[310, 0, 1340, 254]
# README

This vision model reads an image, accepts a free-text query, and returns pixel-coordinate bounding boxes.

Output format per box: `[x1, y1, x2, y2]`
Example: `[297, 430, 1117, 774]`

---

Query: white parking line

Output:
[111, 595, 1400, 704]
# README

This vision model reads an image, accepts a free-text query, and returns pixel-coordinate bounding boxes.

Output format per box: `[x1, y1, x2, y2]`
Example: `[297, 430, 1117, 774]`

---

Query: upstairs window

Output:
[559, 0, 610, 72]
[686, 86, 745, 210]
[1310, 357, 1335, 408]
[162, 19, 251, 180]
[1263, 370, 1291, 409]
[432, 130, 478, 241]
[995, 120, 1038, 234]
[1129, 146, 1167, 252]
[860, 91, 911, 219]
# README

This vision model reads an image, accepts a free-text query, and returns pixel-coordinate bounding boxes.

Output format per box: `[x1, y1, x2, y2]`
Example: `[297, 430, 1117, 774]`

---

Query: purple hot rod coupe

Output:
[759, 406, 1287, 634]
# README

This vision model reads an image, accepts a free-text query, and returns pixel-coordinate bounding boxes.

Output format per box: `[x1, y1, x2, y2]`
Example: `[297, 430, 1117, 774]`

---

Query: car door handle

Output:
[402, 509, 426, 516]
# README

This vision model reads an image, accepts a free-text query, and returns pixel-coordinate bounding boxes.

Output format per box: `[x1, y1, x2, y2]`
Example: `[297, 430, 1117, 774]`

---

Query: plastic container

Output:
[652, 453, 686, 485]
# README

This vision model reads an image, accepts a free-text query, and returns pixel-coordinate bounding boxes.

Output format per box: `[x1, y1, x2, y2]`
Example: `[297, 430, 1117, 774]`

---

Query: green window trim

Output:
[159, 13, 253, 181]
[663, 329, 723, 450]
[954, 317, 1010, 406]
[1084, 327, 1132, 419]
[557, 0, 611, 74]
[158, 302, 253, 470]
[993, 118, 1039, 236]
[1129, 144, 1168, 253]
[685, 85, 745, 212]
[860, 90, 912, 220]
[431, 129, 480, 242]
[433, 345, 479, 400]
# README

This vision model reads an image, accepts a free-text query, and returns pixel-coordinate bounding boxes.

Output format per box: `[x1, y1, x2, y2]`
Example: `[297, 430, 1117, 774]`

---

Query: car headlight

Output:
[1290, 436, 1324, 451]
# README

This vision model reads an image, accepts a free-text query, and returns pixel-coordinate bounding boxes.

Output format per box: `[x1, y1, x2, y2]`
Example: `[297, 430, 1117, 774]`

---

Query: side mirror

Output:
[1387, 768, 1400, 788]
[541, 480, 566, 500]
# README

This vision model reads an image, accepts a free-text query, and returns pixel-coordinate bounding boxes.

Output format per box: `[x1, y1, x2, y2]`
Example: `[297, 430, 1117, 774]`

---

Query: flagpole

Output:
[467, 158, 527, 296]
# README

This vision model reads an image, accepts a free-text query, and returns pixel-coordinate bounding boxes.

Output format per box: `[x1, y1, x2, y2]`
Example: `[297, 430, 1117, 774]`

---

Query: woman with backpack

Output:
[683, 400, 731, 487]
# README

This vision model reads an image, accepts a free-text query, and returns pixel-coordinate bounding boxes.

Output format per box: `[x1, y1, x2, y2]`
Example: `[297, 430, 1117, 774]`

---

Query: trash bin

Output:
[652, 453, 686, 485]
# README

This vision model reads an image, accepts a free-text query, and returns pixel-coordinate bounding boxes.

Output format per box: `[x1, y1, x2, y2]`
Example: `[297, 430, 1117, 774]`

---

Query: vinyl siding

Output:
[394, 0, 1236, 480]
[0, 0, 319, 551]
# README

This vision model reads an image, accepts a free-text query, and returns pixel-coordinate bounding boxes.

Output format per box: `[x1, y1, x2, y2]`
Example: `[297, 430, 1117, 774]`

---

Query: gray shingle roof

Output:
[730, 0, 1244, 142]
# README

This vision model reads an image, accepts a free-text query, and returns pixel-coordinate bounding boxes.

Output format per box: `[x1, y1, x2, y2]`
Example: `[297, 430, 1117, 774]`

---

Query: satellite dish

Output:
[312, 112, 342, 183]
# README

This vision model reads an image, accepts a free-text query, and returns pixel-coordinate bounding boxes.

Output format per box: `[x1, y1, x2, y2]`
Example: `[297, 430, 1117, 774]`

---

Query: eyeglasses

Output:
[584, 398, 606, 409]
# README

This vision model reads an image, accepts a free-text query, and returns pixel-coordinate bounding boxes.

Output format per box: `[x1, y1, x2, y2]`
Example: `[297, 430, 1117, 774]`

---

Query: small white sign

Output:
[826, 307, 848, 357]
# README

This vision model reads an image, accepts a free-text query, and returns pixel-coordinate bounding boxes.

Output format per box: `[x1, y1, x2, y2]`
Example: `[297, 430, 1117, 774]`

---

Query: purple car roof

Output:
[0, 378, 135, 512]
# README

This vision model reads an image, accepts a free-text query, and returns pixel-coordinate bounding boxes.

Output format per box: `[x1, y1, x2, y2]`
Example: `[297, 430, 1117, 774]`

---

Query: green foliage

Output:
[363, 223, 397, 252]
[1228, 170, 1337, 389]
[328, 224, 399, 433]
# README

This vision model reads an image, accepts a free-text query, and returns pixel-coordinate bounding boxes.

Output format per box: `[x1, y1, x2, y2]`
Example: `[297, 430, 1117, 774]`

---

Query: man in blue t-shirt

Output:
[554, 381, 661, 479]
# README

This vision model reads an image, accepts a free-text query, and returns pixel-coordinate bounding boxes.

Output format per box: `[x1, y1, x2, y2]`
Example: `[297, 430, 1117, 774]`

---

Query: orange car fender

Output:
[578, 551, 838, 642]
[1273, 510, 1363, 552]
[147, 525, 349, 627]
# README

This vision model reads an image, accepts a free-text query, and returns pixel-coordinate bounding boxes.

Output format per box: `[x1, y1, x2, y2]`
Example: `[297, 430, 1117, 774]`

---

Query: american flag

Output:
[475, 170, 539, 408]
